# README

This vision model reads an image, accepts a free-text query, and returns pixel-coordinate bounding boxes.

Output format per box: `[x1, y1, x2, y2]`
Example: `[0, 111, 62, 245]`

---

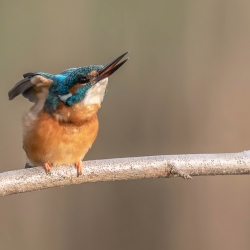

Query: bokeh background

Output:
[1, 1, 250, 249]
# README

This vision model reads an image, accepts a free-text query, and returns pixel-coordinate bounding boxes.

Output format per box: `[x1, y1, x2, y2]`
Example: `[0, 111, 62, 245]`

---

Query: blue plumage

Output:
[58, 65, 104, 95]
[8, 52, 128, 176]
[9, 52, 128, 114]
[44, 65, 104, 112]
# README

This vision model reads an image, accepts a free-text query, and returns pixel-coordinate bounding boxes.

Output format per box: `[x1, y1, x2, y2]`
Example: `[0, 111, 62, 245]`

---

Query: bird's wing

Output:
[8, 73, 53, 103]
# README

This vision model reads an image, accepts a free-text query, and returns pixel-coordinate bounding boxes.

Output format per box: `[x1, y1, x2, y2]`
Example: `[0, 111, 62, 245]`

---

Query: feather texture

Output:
[23, 104, 100, 166]
[8, 52, 128, 175]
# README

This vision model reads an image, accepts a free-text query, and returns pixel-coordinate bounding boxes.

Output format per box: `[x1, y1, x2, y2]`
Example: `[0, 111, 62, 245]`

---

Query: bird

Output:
[8, 52, 128, 176]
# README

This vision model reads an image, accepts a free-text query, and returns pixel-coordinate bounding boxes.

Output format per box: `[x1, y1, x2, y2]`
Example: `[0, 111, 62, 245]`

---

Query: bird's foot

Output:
[44, 162, 52, 174]
[75, 161, 82, 177]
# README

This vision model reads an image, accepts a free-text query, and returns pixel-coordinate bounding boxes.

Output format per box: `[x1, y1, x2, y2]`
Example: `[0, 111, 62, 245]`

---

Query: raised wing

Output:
[8, 73, 53, 103]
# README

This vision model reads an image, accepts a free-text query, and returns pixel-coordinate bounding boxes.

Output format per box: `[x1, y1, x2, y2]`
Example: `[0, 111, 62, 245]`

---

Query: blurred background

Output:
[1, 0, 250, 249]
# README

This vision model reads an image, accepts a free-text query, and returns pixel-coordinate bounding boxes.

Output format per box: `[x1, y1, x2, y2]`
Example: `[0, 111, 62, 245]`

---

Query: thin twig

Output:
[1, 151, 250, 196]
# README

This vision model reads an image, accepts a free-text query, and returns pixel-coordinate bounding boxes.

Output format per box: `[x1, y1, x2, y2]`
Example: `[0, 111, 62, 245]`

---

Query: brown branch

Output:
[1, 151, 250, 196]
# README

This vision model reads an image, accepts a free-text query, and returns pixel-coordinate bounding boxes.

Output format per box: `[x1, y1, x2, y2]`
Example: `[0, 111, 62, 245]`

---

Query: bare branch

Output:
[1, 151, 250, 196]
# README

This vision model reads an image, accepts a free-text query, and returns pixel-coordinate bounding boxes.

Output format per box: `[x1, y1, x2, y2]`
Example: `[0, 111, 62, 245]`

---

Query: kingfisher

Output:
[8, 52, 128, 176]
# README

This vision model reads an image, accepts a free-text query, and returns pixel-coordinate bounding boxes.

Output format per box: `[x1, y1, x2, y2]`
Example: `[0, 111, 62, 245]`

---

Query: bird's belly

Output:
[23, 111, 98, 166]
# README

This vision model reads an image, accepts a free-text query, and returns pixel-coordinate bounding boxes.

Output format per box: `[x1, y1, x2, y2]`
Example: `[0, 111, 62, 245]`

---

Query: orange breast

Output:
[22, 107, 99, 166]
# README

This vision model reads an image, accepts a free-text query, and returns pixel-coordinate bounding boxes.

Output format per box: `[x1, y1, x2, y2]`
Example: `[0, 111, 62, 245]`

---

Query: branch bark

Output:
[1, 151, 250, 196]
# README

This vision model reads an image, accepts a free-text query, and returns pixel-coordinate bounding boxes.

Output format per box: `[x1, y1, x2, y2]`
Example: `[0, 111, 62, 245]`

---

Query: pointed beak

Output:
[95, 52, 129, 82]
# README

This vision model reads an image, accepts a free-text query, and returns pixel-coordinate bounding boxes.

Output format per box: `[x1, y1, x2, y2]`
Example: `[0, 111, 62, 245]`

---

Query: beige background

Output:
[1, 1, 250, 249]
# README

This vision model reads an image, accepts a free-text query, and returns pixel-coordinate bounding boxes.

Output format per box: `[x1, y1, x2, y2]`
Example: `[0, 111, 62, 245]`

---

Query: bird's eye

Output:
[78, 76, 89, 84]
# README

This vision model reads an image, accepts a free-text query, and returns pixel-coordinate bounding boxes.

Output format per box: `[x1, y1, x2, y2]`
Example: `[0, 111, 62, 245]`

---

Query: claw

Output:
[75, 161, 82, 177]
[44, 162, 52, 174]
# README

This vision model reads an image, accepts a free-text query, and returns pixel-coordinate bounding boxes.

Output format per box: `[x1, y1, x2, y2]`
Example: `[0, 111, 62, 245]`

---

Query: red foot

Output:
[75, 161, 82, 177]
[44, 162, 52, 174]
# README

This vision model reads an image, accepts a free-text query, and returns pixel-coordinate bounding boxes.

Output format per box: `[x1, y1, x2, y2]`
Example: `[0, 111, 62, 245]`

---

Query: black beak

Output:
[96, 52, 129, 81]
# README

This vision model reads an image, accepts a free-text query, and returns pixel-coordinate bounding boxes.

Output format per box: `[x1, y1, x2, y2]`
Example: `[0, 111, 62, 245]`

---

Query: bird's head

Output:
[45, 52, 128, 112]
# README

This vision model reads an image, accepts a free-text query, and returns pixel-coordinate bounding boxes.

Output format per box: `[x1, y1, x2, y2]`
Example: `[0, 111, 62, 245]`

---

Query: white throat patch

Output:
[82, 78, 108, 105]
